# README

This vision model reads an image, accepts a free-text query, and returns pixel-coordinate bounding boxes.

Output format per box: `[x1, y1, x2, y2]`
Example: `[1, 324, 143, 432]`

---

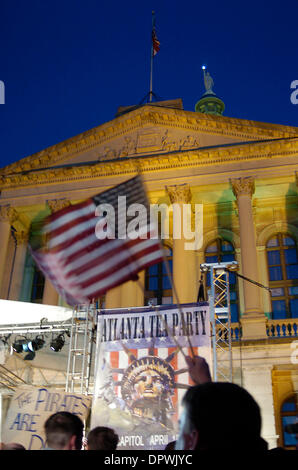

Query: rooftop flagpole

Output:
[149, 10, 160, 102]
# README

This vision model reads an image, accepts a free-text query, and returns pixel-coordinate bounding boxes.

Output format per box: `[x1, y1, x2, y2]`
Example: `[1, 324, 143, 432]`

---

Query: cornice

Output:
[47, 198, 71, 213]
[1, 106, 298, 176]
[1, 137, 298, 190]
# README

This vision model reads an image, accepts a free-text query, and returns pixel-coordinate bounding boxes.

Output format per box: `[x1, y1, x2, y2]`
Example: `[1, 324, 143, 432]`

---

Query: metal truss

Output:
[201, 261, 238, 383]
[0, 362, 27, 393]
[0, 306, 96, 396]
[0, 319, 72, 394]
[65, 303, 97, 395]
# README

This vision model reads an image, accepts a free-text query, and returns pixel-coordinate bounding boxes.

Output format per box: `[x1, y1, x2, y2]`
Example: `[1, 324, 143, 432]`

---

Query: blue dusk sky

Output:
[0, 0, 298, 169]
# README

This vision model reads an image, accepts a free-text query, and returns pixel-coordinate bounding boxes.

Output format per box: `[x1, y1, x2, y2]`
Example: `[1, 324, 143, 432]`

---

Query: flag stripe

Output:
[50, 226, 98, 253]
[65, 235, 161, 276]
[84, 249, 163, 297]
[49, 212, 97, 249]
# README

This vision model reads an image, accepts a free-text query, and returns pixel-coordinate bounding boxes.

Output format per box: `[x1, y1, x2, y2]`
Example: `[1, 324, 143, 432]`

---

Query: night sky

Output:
[1, 0, 298, 169]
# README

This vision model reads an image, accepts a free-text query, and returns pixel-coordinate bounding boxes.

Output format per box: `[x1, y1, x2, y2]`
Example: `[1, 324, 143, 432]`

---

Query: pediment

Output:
[2, 103, 298, 175]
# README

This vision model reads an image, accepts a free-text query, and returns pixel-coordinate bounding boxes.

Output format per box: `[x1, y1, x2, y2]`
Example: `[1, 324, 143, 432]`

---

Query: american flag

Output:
[152, 28, 160, 56]
[30, 175, 164, 306]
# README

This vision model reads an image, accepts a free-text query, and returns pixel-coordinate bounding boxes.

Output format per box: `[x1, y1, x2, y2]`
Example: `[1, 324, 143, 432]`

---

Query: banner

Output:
[91, 302, 210, 450]
[2, 385, 91, 450]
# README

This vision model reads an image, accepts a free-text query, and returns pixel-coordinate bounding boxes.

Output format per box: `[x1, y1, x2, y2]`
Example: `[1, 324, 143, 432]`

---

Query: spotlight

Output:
[12, 338, 27, 353]
[50, 334, 65, 352]
[22, 340, 33, 353]
[200, 264, 209, 273]
[226, 262, 239, 271]
[24, 350, 35, 361]
[31, 336, 45, 351]
[12, 336, 44, 357]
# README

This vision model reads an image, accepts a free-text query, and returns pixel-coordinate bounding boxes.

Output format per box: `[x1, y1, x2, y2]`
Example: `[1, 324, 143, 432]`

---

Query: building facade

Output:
[0, 94, 298, 449]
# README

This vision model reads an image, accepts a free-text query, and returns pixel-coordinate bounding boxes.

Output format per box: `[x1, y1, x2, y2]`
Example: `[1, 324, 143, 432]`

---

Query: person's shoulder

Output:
[268, 447, 288, 453]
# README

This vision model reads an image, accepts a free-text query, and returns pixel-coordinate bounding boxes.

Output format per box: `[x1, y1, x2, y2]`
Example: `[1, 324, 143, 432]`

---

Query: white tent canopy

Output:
[0, 300, 72, 326]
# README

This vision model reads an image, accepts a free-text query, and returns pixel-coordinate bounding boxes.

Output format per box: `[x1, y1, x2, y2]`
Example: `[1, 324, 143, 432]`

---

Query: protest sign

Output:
[2, 385, 91, 449]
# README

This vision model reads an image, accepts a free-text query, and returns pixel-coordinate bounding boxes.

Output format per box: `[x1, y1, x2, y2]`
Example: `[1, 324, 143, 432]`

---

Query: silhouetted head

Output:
[176, 382, 266, 451]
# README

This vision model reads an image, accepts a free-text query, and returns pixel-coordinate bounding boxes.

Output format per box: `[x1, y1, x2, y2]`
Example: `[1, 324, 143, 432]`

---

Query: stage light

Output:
[226, 262, 239, 271]
[31, 336, 45, 351]
[202, 65, 206, 70]
[24, 350, 35, 361]
[22, 340, 33, 353]
[200, 264, 209, 273]
[12, 338, 27, 353]
[50, 334, 65, 352]
[12, 336, 45, 357]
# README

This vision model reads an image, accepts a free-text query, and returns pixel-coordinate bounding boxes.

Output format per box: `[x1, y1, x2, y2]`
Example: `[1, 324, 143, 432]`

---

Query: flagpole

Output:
[149, 11, 155, 102]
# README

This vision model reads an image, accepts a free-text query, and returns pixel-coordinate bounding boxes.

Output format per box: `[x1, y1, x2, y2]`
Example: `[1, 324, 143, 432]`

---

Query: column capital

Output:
[14, 229, 29, 244]
[166, 184, 192, 204]
[47, 198, 71, 214]
[0, 205, 18, 224]
[231, 177, 255, 199]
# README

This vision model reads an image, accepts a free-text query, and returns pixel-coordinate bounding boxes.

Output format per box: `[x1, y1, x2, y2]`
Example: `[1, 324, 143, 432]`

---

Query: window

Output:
[30, 265, 45, 303]
[280, 395, 298, 449]
[266, 234, 298, 319]
[205, 239, 239, 322]
[145, 246, 173, 305]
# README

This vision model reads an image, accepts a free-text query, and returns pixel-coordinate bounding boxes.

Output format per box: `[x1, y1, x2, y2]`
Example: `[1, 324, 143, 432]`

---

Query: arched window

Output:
[266, 234, 298, 319]
[280, 394, 298, 449]
[30, 264, 45, 303]
[205, 239, 239, 322]
[145, 246, 173, 306]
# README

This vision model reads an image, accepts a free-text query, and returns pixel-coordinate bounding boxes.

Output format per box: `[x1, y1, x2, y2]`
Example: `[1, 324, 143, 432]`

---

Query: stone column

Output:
[235, 248, 245, 316]
[9, 230, 29, 301]
[242, 365, 279, 449]
[43, 278, 59, 306]
[166, 184, 197, 304]
[120, 271, 145, 308]
[257, 246, 271, 317]
[105, 285, 122, 309]
[136, 270, 145, 306]
[0, 206, 17, 294]
[231, 177, 267, 339]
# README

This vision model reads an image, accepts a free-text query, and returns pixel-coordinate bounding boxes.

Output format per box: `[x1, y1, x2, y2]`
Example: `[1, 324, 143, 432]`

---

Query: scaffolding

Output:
[201, 261, 238, 383]
[65, 303, 96, 395]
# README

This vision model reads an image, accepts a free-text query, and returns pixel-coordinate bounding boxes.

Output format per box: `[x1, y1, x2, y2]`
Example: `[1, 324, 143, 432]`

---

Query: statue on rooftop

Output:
[203, 70, 214, 94]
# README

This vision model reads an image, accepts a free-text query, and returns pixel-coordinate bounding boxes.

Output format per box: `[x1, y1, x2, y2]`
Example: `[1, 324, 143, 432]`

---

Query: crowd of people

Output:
[0, 356, 297, 451]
